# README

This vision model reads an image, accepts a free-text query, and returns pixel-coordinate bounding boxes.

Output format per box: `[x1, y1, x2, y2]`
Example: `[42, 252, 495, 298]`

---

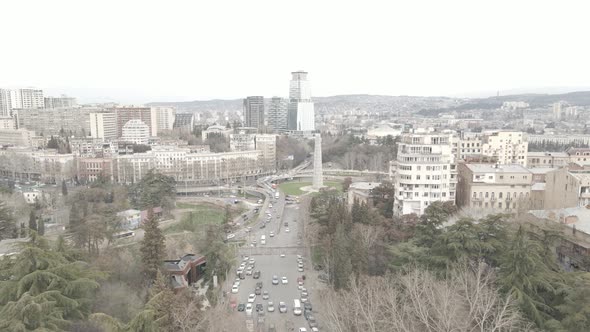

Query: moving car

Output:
[246, 303, 253, 315]
[267, 301, 275, 312]
[304, 302, 312, 312]
[272, 275, 279, 285]
[262, 290, 269, 300]
[285, 228, 290, 233]
[269, 231, 275, 237]
[247, 294, 256, 303]
[231, 285, 239, 293]
[253, 270, 261, 279]
[256, 303, 264, 312]
[308, 316, 318, 328]
[298, 329, 307, 332]
[237, 303, 245, 311]
[281, 277, 288, 284]
[255, 287, 262, 295]
[280, 253, 286, 258]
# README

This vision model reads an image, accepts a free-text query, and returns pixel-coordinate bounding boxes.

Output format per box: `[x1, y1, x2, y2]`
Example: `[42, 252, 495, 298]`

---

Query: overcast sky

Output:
[1, 0, 589, 103]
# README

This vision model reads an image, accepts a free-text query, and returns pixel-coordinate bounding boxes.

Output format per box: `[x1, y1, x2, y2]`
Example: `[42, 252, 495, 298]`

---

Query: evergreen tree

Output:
[0, 201, 17, 240]
[37, 217, 45, 236]
[140, 210, 166, 281]
[28, 210, 37, 233]
[61, 180, 68, 196]
[332, 223, 353, 290]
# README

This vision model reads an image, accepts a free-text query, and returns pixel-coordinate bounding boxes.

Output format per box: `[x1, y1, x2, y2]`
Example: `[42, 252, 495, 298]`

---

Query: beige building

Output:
[347, 182, 381, 210]
[457, 163, 532, 211]
[89, 112, 117, 141]
[481, 131, 528, 166]
[16, 107, 91, 137]
[0, 116, 15, 130]
[544, 166, 590, 209]
[527, 152, 570, 168]
[254, 134, 277, 174]
[0, 129, 35, 147]
[151, 106, 176, 133]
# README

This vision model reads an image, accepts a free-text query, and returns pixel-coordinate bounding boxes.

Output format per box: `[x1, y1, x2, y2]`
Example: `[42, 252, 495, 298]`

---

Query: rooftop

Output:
[527, 151, 569, 158]
[465, 163, 530, 174]
[529, 207, 590, 248]
[529, 167, 555, 175]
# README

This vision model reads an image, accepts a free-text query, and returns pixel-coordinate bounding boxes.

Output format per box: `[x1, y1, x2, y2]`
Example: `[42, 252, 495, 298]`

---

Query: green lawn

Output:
[165, 202, 226, 234]
[279, 181, 342, 196]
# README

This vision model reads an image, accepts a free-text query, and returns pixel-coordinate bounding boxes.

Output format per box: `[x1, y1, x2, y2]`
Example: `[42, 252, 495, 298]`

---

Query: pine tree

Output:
[61, 180, 68, 196]
[140, 209, 166, 281]
[0, 201, 17, 240]
[37, 217, 45, 236]
[28, 210, 37, 233]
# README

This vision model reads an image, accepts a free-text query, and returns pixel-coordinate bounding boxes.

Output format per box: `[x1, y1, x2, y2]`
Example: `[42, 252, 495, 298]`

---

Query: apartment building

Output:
[0, 129, 35, 147]
[15, 108, 91, 136]
[392, 130, 457, 216]
[111, 106, 155, 137]
[0, 116, 16, 130]
[0, 89, 11, 117]
[89, 112, 117, 140]
[10, 88, 44, 109]
[457, 131, 483, 161]
[44, 95, 77, 108]
[230, 133, 256, 151]
[544, 166, 590, 209]
[243, 96, 264, 129]
[254, 134, 277, 173]
[121, 119, 150, 145]
[267, 97, 288, 132]
[75, 157, 115, 183]
[457, 163, 532, 211]
[151, 106, 176, 133]
[481, 131, 528, 166]
[527, 152, 570, 168]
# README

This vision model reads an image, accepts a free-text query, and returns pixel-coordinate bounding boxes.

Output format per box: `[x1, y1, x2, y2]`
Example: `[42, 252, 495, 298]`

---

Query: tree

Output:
[140, 210, 166, 281]
[332, 223, 353, 289]
[61, 180, 68, 196]
[37, 217, 45, 236]
[223, 204, 233, 233]
[0, 201, 17, 240]
[130, 170, 176, 210]
[0, 235, 103, 331]
[342, 177, 352, 192]
[28, 210, 37, 233]
[371, 181, 395, 218]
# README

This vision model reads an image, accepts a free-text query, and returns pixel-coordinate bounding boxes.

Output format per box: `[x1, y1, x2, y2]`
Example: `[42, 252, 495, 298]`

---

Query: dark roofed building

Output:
[163, 254, 206, 290]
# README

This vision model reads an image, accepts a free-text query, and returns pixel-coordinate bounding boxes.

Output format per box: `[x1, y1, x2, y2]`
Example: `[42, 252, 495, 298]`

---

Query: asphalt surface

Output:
[227, 192, 320, 332]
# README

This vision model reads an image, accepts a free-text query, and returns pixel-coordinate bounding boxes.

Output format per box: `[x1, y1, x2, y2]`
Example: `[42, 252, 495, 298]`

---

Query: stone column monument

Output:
[312, 133, 324, 190]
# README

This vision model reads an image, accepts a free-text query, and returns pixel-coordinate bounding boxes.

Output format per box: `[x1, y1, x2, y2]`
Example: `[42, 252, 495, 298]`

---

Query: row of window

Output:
[473, 201, 517, 209]
[472, 191, 529, 199]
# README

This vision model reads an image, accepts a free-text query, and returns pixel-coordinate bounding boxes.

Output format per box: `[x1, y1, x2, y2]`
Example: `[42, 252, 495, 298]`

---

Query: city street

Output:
[228, 190, 319, 332]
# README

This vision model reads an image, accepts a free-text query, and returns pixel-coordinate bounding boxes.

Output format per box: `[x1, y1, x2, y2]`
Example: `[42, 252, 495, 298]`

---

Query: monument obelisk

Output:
[312, 133, 323, 190]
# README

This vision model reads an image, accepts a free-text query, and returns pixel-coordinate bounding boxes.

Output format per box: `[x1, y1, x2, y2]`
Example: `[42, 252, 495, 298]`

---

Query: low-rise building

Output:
[347, 182, 381, 210]
[457, 163, 532, 211]
[163, 254, 207, 291]
[75, 157, 115, 183]
[116, 209, 141, 229]
[0, 129, 35, 147]
[527, 152, 570, 168]
[544, 166, 590, 209]
[201, 125, 232, 141]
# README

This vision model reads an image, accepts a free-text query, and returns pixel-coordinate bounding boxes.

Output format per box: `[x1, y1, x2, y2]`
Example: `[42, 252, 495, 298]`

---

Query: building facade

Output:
[10, 88, 44, 109]
[481, 131, 528, 166]
[0, 116, 15, 130]
[392, 131, 457, 216]
[111, 106, 155, 137]
[121, 119, 150, 145]
[16, 108, 91, 136]
[287, 71, 315, 131]
[0, 89, 12, 117]
[544, 166, 590, 209]
[44, 95, 77, 108]
[243, 96, 264, 129]
[255, 134, 277, 173]
[230, 133, 256, 151]
[90, 112, 117, 140]
[457, 163, 532, 211]
[151, 106, 176, 133]
[0, 129, 35, 147]
[75, 157, 115, 183]
[267, 96, 288, 131]
[527, 152, 570, 168]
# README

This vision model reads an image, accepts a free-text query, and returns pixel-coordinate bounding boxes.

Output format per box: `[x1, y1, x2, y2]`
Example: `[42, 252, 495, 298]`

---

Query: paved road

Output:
[226, 189, 322, 332]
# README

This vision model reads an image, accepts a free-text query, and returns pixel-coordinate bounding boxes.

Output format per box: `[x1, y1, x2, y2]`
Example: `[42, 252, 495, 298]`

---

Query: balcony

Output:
[472, 197, 482, 201]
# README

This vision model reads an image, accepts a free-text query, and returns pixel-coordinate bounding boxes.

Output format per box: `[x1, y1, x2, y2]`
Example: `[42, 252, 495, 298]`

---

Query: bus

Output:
[260, 235, 266, 245]
[113, 230, 135, 240]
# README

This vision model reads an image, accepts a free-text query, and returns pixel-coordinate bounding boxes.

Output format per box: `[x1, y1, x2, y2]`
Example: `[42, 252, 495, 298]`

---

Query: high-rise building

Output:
[392, 130, 457, 216]
[16, 108, 91, 136]
[553, 102, 563, 120]
[267, 97, 288, 132]
[0, 89, 12, 117]
[90, 112, 117, 140]
[10, 88, 44, 109]
[243, 96, 265, 129]
[44, 95, 77, 108]
[151, 106, 176, 133]
[254, 134, 277, 173]
[111, 107, 155, 137]
[121, 119, 150, 145]
[287, 71, 315, 131]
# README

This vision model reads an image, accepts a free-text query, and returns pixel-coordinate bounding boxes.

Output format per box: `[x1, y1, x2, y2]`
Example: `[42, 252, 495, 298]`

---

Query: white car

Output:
[281, 277, 288, 284]
[267, 301, 275, 312]
[298, 281, 304, 290]
[311, 328, 319, 332]
[298, 267, 304, 272]
[269, 232, 275, 237]
[246, 303, 253, 315]
[298, 262, 304, 268]
[248, 294, 256, 303]
[285, 228, 290, 233]
[297, 255, 302, 260]
[299, 328, 307, 332]
[226, 233, 235, 240]
[280, 253, 286, 258]
[231, 285, 239, 293]
[279, 302, 287, 313]
[269, 204, 273, 208]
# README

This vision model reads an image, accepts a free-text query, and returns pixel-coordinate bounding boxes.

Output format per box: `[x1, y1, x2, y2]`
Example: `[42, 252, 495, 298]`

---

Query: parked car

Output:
[256, 281, 263, 288]
[304, 302, 312, 312]
[279, 302, 287, 313]
[308, 316, 318, 328]
[253, 270, 261, 279]
[281, 277, 288, 284]
[237, 303, 245, 311]
[247, 294, 256, 303]
[255, 287, 262, 295]
[231, 285, 239, 293]
[272, 275, 279, 285]
[256, 303, 264, 312]
[262, 290, 269, 300]
[267, 301, 275, 312]
[246, 303, 253, 315]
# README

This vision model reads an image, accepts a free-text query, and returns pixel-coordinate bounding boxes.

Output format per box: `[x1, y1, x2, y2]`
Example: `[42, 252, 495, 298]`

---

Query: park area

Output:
[278, 180, 342, 196]
[164, 201, 246, 234]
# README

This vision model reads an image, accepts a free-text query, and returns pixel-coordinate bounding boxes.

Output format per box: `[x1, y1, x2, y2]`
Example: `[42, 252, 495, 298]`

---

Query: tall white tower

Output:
[287, 71, 315, 131]
[313, 133, 323, 189]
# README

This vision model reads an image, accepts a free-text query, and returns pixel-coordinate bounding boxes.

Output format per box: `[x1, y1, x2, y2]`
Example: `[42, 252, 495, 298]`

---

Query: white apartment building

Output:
[0, 129, 35, 147]
[393, 130, 457, 216]
[230, 133, 256, 151]
[0, 89, 12, 117]
[151, 106, 176, 133]
[90, 112, 117, 140]
[481, 131, 528, 166]
[44, 95, 77, 108]
[254, 134, 277, 173]
[0, 116, 15, 130]
[268, 97, 288, 131]
[457, 131, 483, 161]
[121, 119, 150, 145]
[10, 88, 44, 109]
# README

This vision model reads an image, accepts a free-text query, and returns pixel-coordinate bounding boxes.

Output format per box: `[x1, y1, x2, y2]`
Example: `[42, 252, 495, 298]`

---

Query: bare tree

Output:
[320, 264, 535, 332]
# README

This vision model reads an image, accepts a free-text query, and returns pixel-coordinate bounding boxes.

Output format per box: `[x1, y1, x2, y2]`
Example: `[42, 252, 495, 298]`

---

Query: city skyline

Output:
[1, 0, 590, 103]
